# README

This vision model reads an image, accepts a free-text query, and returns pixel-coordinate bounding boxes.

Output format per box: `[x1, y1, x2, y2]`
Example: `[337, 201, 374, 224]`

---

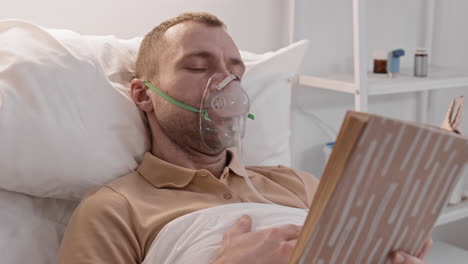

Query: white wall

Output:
[2, 0, 467, 176]
[0, 0, 288, 53]
[291, 0, 468, 176]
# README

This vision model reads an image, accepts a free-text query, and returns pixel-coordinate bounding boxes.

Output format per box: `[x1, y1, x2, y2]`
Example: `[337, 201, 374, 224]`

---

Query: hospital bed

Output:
[0, 19, 309, 263]
[1, 19, 467, 264]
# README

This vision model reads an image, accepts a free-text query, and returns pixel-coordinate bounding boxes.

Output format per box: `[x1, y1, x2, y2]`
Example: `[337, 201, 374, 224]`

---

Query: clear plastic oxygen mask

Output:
[143, 71, 276, 205]
[203, 72, 276, 205]
[199, 72, 251, 149]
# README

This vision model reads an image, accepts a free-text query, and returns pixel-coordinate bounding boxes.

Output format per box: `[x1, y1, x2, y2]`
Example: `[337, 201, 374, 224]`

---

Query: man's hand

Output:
[391, 232, 433, 264]
[213, 216, 433, 264]
[211, 215, 301, 264]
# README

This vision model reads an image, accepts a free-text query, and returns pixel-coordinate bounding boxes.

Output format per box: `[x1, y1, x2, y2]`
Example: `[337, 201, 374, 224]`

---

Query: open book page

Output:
[290, 111, 468, 264]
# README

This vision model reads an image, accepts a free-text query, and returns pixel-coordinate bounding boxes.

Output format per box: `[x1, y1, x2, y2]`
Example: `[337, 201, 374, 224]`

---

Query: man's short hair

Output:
[135, 12, 226, 81]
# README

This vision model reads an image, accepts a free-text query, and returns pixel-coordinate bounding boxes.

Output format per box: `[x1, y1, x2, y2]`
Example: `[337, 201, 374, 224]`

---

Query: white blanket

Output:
[142, 203, 308, 264]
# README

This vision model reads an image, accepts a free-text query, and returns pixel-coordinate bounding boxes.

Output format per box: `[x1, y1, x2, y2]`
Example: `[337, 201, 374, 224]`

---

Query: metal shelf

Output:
[436, 202, 468, 227]
[298, 75, 356, 94]
[299, 68, 468, 96]
[290, 0, 439, 116]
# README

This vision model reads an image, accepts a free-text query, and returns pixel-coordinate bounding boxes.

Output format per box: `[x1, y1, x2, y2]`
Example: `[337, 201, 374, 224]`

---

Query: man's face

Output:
[151, 22, 245, 155]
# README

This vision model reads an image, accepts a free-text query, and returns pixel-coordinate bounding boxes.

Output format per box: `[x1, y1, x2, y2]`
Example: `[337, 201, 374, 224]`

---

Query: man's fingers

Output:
[262, 224, 302, 244]
[392, 251, 424, 264]
[417, 238, 433, 259]
[222, 215, 252, 242]
[277, 239, 297, 257]
[275, 224, 302, 241]
[417, 231, 433, 259]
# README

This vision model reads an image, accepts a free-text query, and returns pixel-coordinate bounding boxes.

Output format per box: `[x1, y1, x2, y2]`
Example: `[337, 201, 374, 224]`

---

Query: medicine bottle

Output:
[414, 48, 428, 77]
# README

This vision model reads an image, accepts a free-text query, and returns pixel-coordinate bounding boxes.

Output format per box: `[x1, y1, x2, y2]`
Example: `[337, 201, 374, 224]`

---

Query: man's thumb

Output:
[392, 251, 424, 264]
[223, 215, 252, 241]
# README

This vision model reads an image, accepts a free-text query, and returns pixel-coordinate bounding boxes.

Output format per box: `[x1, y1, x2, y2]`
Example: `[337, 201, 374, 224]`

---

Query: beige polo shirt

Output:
[57, 151, 319, 264]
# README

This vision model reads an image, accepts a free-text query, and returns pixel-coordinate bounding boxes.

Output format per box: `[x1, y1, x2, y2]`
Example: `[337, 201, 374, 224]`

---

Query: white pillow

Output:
[241, 40, 309, 166]
[0, 19, 308, 200]
[0, 20, 150, 200]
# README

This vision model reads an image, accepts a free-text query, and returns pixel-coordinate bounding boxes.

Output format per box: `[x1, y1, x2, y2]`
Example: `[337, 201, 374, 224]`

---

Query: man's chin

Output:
[197, 144, 228, 157]
[194, 140, 230, 157]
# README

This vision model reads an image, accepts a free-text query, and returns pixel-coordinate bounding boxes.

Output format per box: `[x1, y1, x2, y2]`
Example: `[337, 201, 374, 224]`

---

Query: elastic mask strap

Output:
[143, 81, 210, 121]
[143, 81, 254, 121]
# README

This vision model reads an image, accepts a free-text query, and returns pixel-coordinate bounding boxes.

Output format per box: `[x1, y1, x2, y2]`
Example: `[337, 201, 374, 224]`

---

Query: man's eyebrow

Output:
[180, 51, 245, 69]
[182, 51, 213, 60]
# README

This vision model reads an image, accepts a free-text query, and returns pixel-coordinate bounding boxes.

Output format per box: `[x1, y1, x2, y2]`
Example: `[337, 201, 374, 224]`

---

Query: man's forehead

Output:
[163, 21, 204, 41]
[162, 22, 240, 59]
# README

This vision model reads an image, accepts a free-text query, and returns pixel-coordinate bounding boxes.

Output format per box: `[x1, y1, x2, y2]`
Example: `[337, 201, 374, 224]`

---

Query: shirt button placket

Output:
[223, 193, 232, 200]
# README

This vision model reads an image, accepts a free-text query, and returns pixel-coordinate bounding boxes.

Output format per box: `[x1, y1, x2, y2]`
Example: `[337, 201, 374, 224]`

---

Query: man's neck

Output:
[149, 118, 227, 178]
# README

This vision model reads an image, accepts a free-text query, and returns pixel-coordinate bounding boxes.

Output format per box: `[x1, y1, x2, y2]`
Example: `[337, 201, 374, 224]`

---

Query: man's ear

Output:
[130, 79, 154, 113]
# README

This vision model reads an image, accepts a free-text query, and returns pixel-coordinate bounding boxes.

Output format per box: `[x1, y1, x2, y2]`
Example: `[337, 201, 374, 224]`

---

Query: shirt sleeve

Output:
[289, 167, 320, 207]
[56, 187, 141, 264]
[248, 165, 320, 208]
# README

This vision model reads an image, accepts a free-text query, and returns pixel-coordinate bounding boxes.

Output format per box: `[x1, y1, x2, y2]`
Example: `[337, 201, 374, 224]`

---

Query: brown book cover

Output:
[290, 111, 468, 264]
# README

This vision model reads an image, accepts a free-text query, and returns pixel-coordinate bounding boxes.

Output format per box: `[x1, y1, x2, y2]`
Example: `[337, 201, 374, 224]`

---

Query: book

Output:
[290, 111, 468, 264]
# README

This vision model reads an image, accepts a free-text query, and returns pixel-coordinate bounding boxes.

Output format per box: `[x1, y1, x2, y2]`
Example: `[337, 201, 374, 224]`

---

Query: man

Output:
[57, 12, 432, 264]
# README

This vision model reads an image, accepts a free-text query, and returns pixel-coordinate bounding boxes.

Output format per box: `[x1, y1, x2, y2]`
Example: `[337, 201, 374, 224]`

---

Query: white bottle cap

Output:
[415, 48, 428, 55]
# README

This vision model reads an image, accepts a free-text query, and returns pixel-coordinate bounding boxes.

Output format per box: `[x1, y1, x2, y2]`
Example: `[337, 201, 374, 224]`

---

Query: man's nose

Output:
[214, 59, 233, 75]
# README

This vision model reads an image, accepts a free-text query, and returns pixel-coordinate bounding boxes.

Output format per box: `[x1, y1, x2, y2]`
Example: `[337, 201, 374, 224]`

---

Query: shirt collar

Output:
[137, 149, 251, 189]
[226, 148, 253, 177]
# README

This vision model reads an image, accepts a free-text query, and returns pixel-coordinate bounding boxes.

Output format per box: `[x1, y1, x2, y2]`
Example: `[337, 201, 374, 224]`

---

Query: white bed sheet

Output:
[142, 203, 308, 264]
[0, 189, 78, 264]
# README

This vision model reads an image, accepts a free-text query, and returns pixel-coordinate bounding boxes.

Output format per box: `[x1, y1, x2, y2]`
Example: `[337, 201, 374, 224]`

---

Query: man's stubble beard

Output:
[156, 107, 227, 157]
